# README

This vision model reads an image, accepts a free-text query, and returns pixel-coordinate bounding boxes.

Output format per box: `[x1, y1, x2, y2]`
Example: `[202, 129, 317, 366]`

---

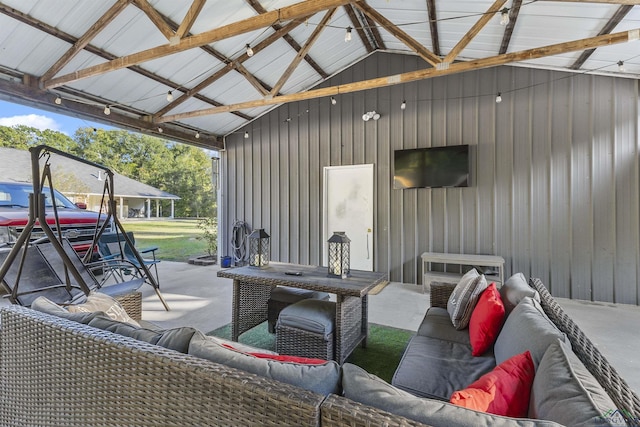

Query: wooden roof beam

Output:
[246, 0, 329, 79]
[354, 1, 439, 66]
[153, 19, 303, 119]
[444, 0, 508, 64]
[345, 4, 375, 52]
[426, 0, 441, 57]
[131, 0, 176, 41]
[270, 8, 337, 96]
[156, 28, 638, 122]
[360, 8, 386, 50]
[41, 0, 129, 83]
[570, 4, 633, 69]
[499, 0, 523, 55]
[44, 0, 353, 89]
[175, 0, 206, 39]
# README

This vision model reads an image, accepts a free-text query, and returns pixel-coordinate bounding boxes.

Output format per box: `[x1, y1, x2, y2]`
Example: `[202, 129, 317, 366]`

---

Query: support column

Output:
[146, 199, 151, 218]
[156, 199, 160, 217]
[171, 200, 175, 218]
[119, 196, 124, 219]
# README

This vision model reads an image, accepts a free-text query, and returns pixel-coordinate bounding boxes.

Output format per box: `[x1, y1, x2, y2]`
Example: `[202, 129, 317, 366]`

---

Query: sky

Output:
[0, 99, 109, 136]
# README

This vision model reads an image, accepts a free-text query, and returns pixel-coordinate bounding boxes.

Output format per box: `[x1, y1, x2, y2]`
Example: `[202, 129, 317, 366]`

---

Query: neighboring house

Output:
[0, 147, 180, 219]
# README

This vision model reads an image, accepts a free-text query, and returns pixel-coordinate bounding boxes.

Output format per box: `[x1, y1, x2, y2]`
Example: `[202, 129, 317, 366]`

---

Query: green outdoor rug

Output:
[207, 322, 413, 383]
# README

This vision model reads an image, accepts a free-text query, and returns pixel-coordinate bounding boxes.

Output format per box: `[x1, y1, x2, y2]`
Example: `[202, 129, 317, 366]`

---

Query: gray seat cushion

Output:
[277, 299, 335, 337]
[188, 331, 340, 396]
[270, 286, 330, 303]
[494, 297, 569, 368]
[391, 334, 495, 400]
[344, 363, 562, 427]
[417, 307, 471, 345]
[529, 339, 618, 427]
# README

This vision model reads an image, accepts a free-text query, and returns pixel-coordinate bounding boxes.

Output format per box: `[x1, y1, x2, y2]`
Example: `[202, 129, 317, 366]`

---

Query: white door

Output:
[323, 164, 374, 271]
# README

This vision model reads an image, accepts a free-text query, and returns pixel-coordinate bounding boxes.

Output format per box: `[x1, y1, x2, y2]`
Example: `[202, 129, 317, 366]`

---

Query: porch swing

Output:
[0, 145, 169, 311]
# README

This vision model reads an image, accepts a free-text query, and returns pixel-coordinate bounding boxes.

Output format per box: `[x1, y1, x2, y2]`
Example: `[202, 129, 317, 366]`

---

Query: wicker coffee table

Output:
[217, 262, 387, 364]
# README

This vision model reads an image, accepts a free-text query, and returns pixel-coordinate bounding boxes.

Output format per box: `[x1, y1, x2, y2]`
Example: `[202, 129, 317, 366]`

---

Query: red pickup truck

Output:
[0, 182, 111, 256]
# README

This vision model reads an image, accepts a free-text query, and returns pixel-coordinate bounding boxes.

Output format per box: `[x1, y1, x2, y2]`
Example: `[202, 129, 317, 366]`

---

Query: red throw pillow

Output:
[469, 283, 505, 356]
[449, 351, 535, 417]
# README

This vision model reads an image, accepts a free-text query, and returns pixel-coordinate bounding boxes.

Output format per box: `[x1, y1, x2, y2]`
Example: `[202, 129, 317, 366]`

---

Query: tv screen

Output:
[393, 145, 470, 189]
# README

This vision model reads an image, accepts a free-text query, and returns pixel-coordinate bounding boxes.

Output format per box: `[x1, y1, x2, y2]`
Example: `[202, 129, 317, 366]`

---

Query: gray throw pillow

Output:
[31, 296, 101, 324]
[500, 273, 540, 315]
[447, 269, 488, 330]
[188, 331, 340, 396]
[342, 363, 561, 427]
[494, 297, 569, 368]
[530, 339, 618, 427]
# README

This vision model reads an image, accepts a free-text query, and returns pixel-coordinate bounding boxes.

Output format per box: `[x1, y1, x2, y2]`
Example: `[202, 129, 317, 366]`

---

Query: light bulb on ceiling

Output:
[345, 26, 352, 42]
[331, 96, 337, 105]
[500, 8, 510, 26]
[495, 93, 502, 104]
[103, 105, 111, 115]
[195, 131, 200, 139]
[246, 44, 254, 57]
[617, 60, 625, 72]
[158, 127, 163, 133]
[166, 90, 174, 102]
[401, 100, 406, 110]
[54, 96, 62, 105]
[244, 131, 249, 139]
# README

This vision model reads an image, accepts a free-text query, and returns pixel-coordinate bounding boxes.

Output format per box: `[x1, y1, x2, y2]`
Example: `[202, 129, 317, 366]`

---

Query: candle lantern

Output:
[328, 231, 350, 278]
[249, 228, 270, 268]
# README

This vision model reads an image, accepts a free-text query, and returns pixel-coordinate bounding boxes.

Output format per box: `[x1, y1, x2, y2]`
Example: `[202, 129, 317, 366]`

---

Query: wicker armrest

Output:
[114, 291, 142, 321]
[429, 281, 456, 308]
[321, 394, 429, 427]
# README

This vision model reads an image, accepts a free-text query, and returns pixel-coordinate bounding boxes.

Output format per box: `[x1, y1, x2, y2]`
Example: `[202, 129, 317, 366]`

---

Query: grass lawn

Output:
[120, 219, 209, 262]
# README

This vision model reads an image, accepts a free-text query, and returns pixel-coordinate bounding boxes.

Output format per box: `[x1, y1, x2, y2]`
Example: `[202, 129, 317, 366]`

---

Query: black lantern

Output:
[249, 228, 270, 268]
[328, 231, 350, 278]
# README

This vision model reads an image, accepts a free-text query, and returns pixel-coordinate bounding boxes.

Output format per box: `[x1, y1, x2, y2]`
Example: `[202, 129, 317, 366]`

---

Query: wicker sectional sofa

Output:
[0, 277, 638, 426]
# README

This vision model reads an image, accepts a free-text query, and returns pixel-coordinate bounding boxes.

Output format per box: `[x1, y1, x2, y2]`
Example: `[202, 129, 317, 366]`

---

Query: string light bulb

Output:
[166, 90, 174, 102]
[401, 100, 406, 110]
[103, 105, 111, 115]
[500, 8, 510, 26]
[617, 60, 625, 72]
[158, 127, 163, 133]
[244, 131, 249, 139]
[246, 44, 254, 57]
[495, 92, 502, 104]
[331, 96, 337, 105]
[195, 131, 200, 139]
[54, 96, 62, 105]
[345, 26, 352, 42]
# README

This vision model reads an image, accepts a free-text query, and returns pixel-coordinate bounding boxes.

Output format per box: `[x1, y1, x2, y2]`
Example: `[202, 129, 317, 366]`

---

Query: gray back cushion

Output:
[530, 340, 618, 427]
[188, 331, 340, 396]
[343, 363, 562, 427]
[500, 273, 540, 315]
[494, 297, 569, 367]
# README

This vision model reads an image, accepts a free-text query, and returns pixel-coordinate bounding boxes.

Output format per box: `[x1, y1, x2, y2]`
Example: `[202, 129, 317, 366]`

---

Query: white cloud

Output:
[0, 114, 64, 132]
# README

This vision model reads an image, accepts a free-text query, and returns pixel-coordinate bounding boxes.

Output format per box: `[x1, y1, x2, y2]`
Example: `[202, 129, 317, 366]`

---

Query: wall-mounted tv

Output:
[393, 145, 470, 189]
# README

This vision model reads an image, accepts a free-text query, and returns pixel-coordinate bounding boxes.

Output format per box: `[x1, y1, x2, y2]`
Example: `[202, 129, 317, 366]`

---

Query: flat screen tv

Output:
[393, 145, 470, 189]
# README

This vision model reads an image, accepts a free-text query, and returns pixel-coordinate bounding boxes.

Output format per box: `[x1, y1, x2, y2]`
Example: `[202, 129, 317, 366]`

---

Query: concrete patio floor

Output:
[140, 261, 640, 396]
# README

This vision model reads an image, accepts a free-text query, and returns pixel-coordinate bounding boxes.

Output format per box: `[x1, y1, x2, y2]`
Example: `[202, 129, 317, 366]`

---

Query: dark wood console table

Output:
[217, 262, 387, 363]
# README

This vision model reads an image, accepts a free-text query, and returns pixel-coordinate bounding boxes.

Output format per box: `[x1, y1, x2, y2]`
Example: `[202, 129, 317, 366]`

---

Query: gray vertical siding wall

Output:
[221, 52, 640, 305]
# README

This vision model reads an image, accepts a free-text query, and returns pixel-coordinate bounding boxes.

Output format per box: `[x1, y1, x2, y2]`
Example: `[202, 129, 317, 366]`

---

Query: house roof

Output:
[0, 147, 180, 200]
[0, 1, 638, 149]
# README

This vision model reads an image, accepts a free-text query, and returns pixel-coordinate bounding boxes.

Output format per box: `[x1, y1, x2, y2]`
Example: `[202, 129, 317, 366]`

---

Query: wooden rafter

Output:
[345, 4, 375, 52]
[360, 7, 386, 50]
[175, 0, 206, 39]
[131, 0, 175, 41]
[444, 0, 508, 64]
[498, 0, 523, 55]
[354, 1, 440, 66]
[156, 28, 637, 122]
[570, 5, 633, 69]
[246, 0, 328, 79]
[270, 8, 337, 96]
[426, 0, 441, 57]
[44, 0, 353, 89]
[41, 0, 128, 83]
[153, 19, 303, 119]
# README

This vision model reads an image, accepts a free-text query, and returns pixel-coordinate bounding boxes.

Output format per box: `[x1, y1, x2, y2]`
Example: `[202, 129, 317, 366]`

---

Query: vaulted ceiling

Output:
[0, 0, 638, 150]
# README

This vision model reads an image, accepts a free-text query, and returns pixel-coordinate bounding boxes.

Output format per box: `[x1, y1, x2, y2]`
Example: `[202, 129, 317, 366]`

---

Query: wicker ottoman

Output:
[267, 286, 330, 333]
[276, 299, 336, 360]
